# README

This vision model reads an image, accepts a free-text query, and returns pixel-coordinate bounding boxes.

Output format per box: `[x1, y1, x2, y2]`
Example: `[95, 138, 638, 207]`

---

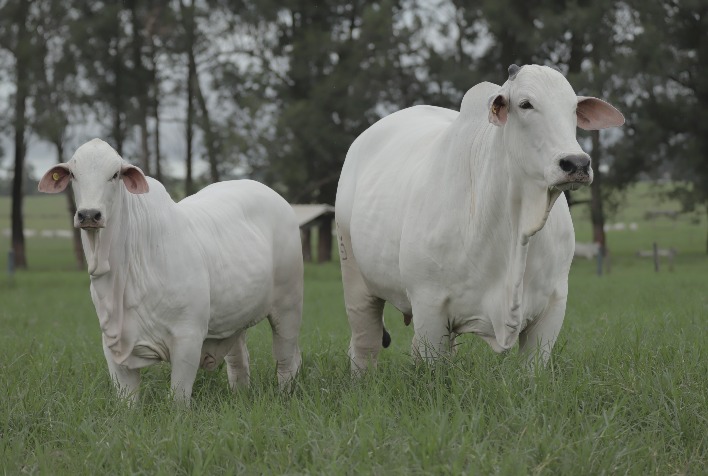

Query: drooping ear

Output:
[577, 97, 625, 130]
[38, 164, 71, 193]
[488, 93, 509, 126]
[121, 164, 149, 194]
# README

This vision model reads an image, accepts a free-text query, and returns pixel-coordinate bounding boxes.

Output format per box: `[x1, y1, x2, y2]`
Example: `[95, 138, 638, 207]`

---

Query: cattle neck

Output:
[443, 116, 563, 243]
[84, 228, 111, 277]
[443, 118, 562, 350]
[82, 184, 130, 278]
[87, 180, 172, 363]
[85, 181, 170, 278]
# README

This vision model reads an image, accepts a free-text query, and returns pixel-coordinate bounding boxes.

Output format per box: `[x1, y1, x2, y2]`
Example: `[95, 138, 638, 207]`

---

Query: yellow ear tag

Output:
[491, 103, 500, 115]
[52, 172, 60, 181]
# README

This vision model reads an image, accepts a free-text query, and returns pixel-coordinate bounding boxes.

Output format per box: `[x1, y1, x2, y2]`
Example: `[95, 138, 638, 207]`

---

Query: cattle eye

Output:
[519, 100, 534, 110]
[69, 172, 75, 179]
[111, 172, 119, 181]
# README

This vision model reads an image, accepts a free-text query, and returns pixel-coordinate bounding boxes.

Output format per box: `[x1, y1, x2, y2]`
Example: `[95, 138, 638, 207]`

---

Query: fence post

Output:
[652, 242, 659, 272]
[596, 245, 603, 277]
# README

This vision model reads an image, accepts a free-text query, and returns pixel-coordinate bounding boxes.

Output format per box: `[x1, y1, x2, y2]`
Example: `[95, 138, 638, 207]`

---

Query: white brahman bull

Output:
[39, 139, 303, 404]
[336, 64, 624, 371]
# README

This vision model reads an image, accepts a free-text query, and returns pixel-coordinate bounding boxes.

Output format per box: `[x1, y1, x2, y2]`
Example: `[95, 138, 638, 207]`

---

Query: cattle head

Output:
[488, 64, 624, 191]
[38, 138, 149, 229]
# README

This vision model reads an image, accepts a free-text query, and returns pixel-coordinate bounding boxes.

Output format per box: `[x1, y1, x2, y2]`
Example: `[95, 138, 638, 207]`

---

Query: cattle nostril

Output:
[559, 155, 591, 174]
[77, 209, 102, 226]
[575, 156, 590, 170]
[559, 159, 577, 174]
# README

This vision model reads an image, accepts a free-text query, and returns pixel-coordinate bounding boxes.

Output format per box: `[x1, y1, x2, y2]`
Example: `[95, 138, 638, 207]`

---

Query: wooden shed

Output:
[290, 204, 335, 263]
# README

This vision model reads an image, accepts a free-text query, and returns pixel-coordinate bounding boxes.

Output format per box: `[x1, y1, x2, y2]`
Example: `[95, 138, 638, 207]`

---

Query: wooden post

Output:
[596, 244, 603, 276]
[317, 215, 333, 263]
[301, 227, 312, 262]
[653, 242, 659, 272]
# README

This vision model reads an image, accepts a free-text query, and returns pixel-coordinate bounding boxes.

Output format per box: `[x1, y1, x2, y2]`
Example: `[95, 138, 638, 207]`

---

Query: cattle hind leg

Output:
[264, 224, 304, 391]
[339, 231, 386, 375]
[268, 308, 302, 391]
[268, 268, 303, 390]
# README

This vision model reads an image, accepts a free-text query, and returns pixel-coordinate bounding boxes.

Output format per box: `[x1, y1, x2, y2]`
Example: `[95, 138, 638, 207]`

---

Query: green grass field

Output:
[1, 187, 706, 474]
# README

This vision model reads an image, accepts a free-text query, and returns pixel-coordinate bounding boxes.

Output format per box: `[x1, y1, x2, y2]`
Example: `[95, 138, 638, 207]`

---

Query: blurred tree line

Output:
[0, 0, 706, 269]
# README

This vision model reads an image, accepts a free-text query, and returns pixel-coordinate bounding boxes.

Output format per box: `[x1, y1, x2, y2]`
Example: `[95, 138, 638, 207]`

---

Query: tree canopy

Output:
[1, 0, 707, 268]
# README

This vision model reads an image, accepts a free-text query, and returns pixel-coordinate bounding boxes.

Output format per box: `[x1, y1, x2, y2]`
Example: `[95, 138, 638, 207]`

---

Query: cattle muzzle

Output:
[554, 153, 593, 191]
[76, 208, 105, 229]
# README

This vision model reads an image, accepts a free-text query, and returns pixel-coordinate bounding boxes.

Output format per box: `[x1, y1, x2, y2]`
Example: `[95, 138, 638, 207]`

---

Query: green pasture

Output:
[0, 186, 706, 474]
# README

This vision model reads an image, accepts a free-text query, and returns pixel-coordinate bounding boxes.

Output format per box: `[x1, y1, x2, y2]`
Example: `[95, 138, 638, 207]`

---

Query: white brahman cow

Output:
[336, 64, 624, 371]
[39, 139, 303, 404]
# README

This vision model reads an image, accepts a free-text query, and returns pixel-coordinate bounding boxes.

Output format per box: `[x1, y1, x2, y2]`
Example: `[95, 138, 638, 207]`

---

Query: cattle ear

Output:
[488, 94, 508, 126]
[577, 96, 625, 130]
[38, 164, 71, 193]
[121, 164, 149, 194]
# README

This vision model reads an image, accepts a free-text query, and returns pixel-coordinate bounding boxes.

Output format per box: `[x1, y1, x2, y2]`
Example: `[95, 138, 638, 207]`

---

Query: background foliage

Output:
[0, 1, 706, 217]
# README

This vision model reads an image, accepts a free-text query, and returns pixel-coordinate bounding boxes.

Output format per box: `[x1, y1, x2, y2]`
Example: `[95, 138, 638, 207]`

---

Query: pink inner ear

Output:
[38, 165, 71, 193]
[577, 97, 625, 130]
[488, 94, 508, 126]
[121, 166, 149, 194]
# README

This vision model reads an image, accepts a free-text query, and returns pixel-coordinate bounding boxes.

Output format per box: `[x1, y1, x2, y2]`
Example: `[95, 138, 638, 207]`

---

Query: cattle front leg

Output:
[519, 293, 567, 370]
[102, 343, 140, 405]
[411, 319, 455, 363]
[169, 338, 202, 406]
[410, 299, 454, 363]
[225, 331, 250, 392]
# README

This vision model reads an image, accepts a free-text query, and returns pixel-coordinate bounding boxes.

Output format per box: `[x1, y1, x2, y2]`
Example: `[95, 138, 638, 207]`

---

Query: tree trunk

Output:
[54, 140, 85, 270]
[189, 53, 220, 183]
[182, 0, 196, 195]
[150, 46, 162, 182]
[181, 0, 219, 184]
[67, 189, 84, 270]
[138, 112, 150, 175]
[145, 2, 162, 182]
[128, 0, 151, 175]
[186, 68, 195, 196]
[589, 130, 606, 253]
[11, 0, 30, 270]
[112, 39, 125, 156]
[153, 88, 162, 182]
[11, 113, 28, 270]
